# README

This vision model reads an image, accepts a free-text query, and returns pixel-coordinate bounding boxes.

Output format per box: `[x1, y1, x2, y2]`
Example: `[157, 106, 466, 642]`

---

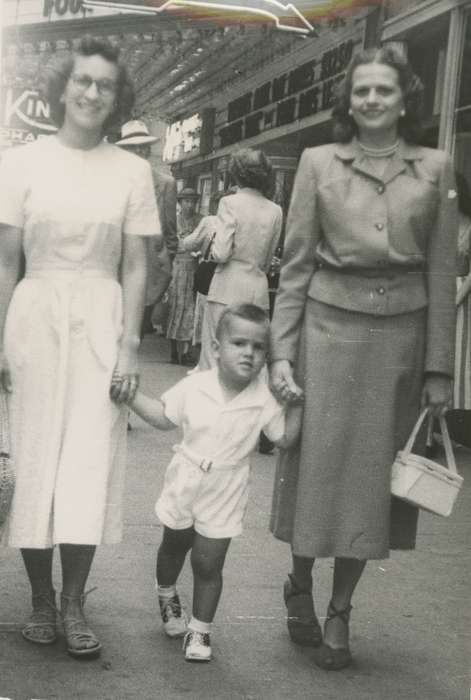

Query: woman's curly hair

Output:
[229, 148, 274, 198]
[43, 35, 134, 133]
[332, 45, 424, 144]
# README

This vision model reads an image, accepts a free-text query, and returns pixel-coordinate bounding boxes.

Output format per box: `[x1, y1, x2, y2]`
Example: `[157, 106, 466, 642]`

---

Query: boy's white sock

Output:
[157, 583, 177, 599]
[188, 617, 211, 634]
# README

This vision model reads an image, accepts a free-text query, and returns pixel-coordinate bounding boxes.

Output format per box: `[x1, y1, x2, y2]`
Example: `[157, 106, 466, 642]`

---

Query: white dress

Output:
[0, 136, 159, 548]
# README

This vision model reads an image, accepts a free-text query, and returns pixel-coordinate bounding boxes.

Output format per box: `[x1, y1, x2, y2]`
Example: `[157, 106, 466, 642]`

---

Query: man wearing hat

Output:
[116, 120, 178, 335]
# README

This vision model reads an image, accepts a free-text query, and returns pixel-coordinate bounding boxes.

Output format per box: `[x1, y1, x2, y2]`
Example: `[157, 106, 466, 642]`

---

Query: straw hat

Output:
[176, 187, 200, 200]
[115, 119, 158, 146]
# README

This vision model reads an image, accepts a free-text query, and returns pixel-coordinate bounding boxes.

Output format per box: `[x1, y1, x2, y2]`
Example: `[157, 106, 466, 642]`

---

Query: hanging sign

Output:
[0, 88, 56, 147]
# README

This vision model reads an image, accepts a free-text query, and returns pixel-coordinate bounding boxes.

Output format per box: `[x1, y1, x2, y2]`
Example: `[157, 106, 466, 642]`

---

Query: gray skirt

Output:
[270, 298, 426, 560]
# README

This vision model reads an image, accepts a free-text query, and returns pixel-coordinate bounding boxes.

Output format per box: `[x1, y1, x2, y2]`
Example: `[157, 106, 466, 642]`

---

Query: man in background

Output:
[116, 120, 178, 335]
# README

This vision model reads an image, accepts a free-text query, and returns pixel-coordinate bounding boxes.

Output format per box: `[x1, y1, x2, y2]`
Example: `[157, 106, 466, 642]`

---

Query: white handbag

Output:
[391, 409, 463, 517]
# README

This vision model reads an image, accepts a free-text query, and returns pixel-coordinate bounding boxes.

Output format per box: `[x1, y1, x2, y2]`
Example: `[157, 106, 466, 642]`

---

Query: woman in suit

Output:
[199, 148, 282, 369]
[269, 45, 457, 670]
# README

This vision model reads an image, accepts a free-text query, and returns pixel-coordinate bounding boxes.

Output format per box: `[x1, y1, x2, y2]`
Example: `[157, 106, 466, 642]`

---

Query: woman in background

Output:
[199, 148, 282, 370]
[166, 188, 201, 366]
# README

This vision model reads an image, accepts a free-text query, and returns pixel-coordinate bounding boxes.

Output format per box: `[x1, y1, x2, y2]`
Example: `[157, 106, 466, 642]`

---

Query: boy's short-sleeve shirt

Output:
[162, 368, 285, 463]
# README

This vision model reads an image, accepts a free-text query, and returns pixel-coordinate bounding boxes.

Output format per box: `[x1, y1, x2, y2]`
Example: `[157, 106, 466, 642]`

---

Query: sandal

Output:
[22, 589, 57, 645]
[313, 601, 353, 671]
[61, 588, 102, 659]
[283, 574, 322, 647]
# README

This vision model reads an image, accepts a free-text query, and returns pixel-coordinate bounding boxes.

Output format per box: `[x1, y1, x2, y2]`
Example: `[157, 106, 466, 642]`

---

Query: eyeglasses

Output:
[69, 73, 117, 97]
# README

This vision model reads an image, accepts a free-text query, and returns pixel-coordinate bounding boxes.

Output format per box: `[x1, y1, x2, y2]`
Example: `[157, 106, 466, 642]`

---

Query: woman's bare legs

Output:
[59, 544, 101, 656]
[291, 553, 315, 591]
[324, 557, 366, 650]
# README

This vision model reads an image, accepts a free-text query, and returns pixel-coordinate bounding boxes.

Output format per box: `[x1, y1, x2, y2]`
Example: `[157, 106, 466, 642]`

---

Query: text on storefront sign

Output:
[220, 39, 354, 147]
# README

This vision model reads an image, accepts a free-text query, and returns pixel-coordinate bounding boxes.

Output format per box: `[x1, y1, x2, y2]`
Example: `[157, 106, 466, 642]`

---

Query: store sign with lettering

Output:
[220, 38, 355, 147]
[43, 0, 85, 17]
[1, 88, 56, 146]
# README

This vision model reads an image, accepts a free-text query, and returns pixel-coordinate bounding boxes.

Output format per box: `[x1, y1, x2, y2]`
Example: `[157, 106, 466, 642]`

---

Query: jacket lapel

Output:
[334, 139, 424, 184]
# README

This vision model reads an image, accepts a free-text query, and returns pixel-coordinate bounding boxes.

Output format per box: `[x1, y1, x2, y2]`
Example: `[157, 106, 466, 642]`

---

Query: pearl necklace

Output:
[358, 140, 400, 158]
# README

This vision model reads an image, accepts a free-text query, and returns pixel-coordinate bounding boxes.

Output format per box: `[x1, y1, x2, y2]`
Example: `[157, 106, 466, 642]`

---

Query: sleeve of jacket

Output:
[263, 205, 283, 272]
[161, 177, 178, 259]
[212, 196, 236, 262]
[270, 149, 321, 362]
[424, 153, 458, 376]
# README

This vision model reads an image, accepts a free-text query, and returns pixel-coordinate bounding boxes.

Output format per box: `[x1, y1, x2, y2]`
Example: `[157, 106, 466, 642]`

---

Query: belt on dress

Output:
[173, 444, 247, 473]
[25, 268, 117, 280]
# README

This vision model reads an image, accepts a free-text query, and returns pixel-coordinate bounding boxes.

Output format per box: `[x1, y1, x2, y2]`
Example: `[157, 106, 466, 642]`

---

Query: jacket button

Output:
[375, 223, 384, 231]
[377, 286, 386, 295]
[377, 184, 385, 194]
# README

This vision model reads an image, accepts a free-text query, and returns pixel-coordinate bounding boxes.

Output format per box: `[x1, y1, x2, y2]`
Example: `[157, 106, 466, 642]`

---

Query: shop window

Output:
[198, 175, 212, 216]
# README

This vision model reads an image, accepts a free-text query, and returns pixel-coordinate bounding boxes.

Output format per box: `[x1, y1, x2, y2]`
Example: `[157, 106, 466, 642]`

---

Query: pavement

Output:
[0, 333, 470, 700]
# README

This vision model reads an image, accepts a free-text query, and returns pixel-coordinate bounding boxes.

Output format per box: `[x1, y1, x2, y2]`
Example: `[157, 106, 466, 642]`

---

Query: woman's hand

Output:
[0, 349, 12, 393]
[110, 337, 140, 405]
[270, 359, 303, 404]
[421, 373, 452, 417]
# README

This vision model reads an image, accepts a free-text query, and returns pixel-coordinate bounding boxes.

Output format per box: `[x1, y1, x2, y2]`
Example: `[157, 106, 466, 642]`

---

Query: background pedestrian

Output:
[116, 119, 177, 338]
[199, 148, 282, 370]
[166, 187, 201, 365]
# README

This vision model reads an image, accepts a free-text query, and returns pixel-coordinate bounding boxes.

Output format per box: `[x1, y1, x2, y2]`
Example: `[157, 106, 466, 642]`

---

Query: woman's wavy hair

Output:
[332, 45, 424, 144]
[229, 148, 274, 198]
[43, 35, 134, 133]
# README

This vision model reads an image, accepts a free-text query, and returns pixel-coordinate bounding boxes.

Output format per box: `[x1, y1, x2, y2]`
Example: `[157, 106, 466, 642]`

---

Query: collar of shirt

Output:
[195, 367, 270, 412]
[334, 137, 424, 184]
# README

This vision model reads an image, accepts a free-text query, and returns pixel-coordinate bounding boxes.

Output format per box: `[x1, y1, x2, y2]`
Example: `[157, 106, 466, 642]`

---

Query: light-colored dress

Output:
[166, 211, 201, 342]
[0, 136, 159, 548]
[200, 189, 282, 369]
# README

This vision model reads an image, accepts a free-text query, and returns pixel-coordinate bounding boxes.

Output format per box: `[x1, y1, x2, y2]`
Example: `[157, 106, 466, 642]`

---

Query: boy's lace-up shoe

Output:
[183, 630, 212, 662]
[159, 593, 188, 638]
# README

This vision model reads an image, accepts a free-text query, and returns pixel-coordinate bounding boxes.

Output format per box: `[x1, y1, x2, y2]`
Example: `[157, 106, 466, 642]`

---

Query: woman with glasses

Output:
[0, 36, 159, 658]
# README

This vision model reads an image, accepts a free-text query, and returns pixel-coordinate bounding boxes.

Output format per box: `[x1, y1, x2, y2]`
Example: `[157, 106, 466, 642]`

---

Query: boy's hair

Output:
[215, 303, 269, 340]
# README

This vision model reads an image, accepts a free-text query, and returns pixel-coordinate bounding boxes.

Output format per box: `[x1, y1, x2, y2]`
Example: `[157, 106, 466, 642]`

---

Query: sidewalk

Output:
[0, 333, 470, 700]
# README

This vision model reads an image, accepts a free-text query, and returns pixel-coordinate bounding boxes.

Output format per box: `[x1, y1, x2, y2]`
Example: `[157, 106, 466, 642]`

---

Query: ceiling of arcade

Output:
[2, 8, 352, 125]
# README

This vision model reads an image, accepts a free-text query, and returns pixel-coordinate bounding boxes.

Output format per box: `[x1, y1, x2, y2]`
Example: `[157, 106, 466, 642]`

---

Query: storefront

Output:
[163, 9, 376, 216]
[161, 1, 471, 216]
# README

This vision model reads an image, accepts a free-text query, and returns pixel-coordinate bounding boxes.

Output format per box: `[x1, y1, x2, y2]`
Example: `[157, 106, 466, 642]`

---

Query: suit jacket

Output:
[146, 169, 177, 305]
[208, 188, 282, 310]
[271, 140, 458, 376]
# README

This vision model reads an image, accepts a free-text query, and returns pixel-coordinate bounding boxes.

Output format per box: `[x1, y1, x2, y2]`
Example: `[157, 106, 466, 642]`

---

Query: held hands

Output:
[270, 359, 304, 405]
[421, 373, 452, 417]
[0, 350, 11, 393]
[109, 338, 140, 405]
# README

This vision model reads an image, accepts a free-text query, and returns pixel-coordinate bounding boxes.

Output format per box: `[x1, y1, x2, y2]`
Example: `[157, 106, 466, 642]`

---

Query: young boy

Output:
[126, 303, 302, 662]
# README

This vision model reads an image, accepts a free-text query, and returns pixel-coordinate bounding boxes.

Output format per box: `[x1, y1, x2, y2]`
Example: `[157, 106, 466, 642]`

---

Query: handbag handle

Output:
[0, 390, 10, 456]
[202, 232, 217, 261]
[402, 408, 457, 474]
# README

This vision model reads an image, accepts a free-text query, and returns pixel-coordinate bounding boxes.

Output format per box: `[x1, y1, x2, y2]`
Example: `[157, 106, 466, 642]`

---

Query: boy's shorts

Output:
[155, 446, 250, 539]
